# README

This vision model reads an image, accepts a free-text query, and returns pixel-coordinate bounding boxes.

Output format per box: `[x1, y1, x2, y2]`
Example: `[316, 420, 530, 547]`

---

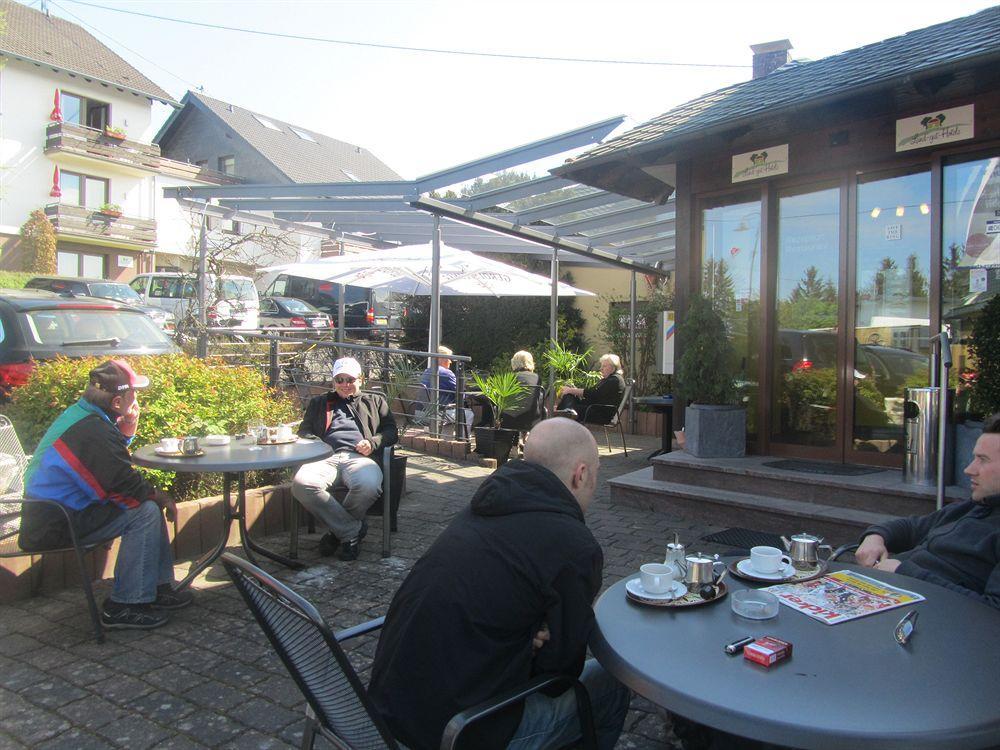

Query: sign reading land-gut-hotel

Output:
[896, 104, 974, 152]
[731, 144, 788, 183]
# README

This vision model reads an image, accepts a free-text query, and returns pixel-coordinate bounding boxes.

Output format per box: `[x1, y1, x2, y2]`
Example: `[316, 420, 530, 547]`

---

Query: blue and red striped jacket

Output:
[25, 398, 154, 512]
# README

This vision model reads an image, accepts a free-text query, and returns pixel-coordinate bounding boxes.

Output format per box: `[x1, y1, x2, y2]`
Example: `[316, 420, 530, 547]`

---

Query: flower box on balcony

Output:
[103, 126, 127, 141]
[95, 203, 123, 219]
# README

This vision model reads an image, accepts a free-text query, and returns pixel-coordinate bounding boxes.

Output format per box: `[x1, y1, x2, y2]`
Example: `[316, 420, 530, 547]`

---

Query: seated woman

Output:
[499, 350, 546, 431]
[556, 353, 626, 424]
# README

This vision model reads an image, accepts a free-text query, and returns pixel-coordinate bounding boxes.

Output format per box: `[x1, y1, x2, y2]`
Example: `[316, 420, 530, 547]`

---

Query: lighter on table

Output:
[725, 636, 755, 655]
[894, 610, 918, 645]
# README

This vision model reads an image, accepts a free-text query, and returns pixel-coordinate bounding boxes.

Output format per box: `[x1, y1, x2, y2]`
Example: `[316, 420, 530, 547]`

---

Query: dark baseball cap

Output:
[89, 359, 150, 393]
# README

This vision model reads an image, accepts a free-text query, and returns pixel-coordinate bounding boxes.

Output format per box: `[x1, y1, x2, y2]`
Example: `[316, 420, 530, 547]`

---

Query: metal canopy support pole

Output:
[629, 272, 637, 434]
[196, 215, 208, 359]
[549, 247, 559, 410]
[337, 284, 346, 344]
[429, 215, 442, 438]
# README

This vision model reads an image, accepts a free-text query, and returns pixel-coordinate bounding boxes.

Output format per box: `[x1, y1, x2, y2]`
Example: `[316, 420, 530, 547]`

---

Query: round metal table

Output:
[591, 561, 1000, 749]
[133, 437, 332, 589]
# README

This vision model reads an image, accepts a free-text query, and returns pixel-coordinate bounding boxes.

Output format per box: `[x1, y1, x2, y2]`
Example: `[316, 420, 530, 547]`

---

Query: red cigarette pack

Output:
[743, 636, 793, 667]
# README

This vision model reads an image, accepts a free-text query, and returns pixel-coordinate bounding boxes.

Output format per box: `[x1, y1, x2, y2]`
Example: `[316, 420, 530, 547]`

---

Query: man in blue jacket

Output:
[368, 418, 629, 750]
[856, 413, 1000, 609]
[20, 359, 189, 629]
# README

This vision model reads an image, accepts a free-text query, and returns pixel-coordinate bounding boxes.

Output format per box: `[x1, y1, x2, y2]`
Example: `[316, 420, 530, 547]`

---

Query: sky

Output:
[41, 0, 1000, 181]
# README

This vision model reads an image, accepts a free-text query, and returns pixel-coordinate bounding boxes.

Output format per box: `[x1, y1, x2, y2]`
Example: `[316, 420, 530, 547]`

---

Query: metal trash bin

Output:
[903, 387, 952, 486]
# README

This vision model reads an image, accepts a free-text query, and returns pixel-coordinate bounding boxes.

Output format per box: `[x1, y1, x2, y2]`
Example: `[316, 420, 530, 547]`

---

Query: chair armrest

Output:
[334, 615, 385, 642]
[830, 543, 859, 561]
[440, 674, 596, 750]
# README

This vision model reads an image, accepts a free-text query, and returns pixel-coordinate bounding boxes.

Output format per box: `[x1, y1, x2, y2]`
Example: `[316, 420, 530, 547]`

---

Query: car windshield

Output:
[280, 298, 317, 313]
[23, 309, 172, 348]
[218, 279, 256, 302]
[89, 283, 143, 304]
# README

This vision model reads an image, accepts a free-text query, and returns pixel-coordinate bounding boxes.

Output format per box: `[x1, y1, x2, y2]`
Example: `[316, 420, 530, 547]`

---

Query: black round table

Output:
[133, 437, 332, 589]
[591, 561, 1000, 749]
[633, 395, 674, 458]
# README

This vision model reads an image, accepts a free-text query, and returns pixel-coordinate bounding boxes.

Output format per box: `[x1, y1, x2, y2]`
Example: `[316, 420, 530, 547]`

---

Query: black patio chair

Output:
[580, 380, 634, 456]
[288, 444, 402, 559]
[222, 552, 597, 750]
[830, 543, 859, 561]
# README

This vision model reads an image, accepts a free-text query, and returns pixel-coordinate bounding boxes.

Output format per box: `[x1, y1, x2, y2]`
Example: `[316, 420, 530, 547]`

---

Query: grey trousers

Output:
[291, 451, 382, 540]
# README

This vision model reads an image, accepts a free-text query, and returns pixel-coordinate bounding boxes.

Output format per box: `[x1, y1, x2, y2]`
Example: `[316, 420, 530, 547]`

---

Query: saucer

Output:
[625, 577, 687, 601]
[736, 558, 795, 581]
[204, 435, 230, 446]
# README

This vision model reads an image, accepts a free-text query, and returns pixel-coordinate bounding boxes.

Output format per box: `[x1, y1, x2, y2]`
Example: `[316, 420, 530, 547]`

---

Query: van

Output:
[129, 272, 259, 330]
[261, 273, 405, 338]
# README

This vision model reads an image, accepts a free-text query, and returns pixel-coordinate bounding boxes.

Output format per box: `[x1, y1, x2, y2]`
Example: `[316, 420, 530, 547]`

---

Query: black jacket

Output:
[297, 390, 397, 451]
[368, 460, 603, 750]
[862, 493, 1000, 609]
[500, 370, 546, 431]
[579, 372, 625, 422]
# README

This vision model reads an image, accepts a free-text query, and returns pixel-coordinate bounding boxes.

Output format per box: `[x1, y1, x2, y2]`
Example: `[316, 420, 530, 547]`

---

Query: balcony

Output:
[44, 203, 156, 250]
[44, 122, 241, 185]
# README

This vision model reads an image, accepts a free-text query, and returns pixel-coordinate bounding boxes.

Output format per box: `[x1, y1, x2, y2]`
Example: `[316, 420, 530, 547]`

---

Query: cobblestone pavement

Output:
[0, 434, 737, 750]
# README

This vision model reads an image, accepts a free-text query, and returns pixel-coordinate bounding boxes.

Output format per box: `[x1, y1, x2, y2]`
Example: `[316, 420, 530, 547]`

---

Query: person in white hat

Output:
[292, 357, 398, 560]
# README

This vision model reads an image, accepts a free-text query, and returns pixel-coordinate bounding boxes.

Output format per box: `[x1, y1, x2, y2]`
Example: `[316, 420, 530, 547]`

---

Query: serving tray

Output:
[153, 448, 205, 458]
[625, 579, 729, 608]
[728, 558, 828, 584]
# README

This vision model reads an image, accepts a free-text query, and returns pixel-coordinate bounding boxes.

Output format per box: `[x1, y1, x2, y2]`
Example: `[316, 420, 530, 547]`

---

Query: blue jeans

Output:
[79, 500, 175, 604]
[506, 659, 631, 750]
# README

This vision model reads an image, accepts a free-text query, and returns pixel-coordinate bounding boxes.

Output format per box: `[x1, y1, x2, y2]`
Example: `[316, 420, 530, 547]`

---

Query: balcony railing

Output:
[44, 122, 241, 185]
[44, 203, 156, 249]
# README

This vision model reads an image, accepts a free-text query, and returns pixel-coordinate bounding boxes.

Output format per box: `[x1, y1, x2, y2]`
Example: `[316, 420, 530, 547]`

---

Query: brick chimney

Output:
[750, 39, 793, 79]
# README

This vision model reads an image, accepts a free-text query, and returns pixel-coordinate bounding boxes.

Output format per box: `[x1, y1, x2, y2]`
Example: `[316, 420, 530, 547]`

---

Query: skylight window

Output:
[341, 169, 360, 182]
[290, 127, 317, 143]
[252, 113, 282, 131]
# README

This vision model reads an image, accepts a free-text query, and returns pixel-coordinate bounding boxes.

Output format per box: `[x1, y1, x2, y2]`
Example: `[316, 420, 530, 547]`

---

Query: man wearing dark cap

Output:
[20, 359, 191, 629]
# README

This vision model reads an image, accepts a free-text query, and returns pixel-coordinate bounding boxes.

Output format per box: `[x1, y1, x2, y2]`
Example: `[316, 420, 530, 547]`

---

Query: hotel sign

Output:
[896, 105, 974, 152]
[732, 145, 788, 183]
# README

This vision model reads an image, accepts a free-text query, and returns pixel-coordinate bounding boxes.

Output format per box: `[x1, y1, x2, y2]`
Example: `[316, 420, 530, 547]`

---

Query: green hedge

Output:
[0, 271, 36, 290]
[7, 354, 300, 501]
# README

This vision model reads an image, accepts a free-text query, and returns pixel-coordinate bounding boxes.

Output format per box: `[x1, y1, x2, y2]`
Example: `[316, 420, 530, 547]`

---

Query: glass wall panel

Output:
[854, 170, 932, 454]
[771, 186, 841, 447]
[701, 199, 761, 439]
[943, 155, 1000, 417]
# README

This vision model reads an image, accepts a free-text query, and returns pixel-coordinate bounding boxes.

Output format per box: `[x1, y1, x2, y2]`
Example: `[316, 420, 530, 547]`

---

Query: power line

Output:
[61, 0, 752, 69]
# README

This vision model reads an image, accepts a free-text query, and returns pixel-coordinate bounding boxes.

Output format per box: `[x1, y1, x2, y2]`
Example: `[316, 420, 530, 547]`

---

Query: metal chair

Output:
[221, 553, 597, 750]
[830, 543, 859, 561]
[581, 380, 634, 456]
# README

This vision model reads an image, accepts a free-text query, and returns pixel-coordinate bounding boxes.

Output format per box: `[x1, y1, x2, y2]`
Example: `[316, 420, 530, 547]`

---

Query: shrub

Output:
[0, 271, 35, 290]
[7, 354, 299, 500]
[20, 209, 57, 273]
[675, 294, 737, 405]
[969, 293, 1000, 419]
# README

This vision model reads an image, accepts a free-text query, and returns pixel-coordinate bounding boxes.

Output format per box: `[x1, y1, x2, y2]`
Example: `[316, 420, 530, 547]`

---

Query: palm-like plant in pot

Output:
[472, 371, 527, 464]
[675, 294, 745, 457]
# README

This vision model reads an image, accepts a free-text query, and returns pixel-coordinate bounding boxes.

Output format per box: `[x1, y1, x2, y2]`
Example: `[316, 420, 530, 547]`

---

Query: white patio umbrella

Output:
[261, 242, 594, 297]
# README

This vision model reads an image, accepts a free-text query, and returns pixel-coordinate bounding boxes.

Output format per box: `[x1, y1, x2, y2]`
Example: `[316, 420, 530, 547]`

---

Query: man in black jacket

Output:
[292, 357, 397, 561]
[855, 413, 1000, 609]
[368, 417, 629, 750]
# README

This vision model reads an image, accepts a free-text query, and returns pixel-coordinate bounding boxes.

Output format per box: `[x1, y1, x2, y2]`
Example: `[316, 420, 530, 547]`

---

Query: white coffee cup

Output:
[640, 563, 678, 594]
[159, 437, 180, 453]
[750, 546, 792, 574]
[277, 424, 294, 441]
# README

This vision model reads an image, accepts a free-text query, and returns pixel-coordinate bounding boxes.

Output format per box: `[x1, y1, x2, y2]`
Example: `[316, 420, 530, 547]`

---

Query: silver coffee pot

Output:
[781, 533, 833, 570]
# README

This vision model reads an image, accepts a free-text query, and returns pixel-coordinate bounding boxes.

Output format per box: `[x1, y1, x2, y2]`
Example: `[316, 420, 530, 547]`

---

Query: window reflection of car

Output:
[24, 276, 175, 331]
[0, 290, 179, 399]
[258, 297, 331, 332]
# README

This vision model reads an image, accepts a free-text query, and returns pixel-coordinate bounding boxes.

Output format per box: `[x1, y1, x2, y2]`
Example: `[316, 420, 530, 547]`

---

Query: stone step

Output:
[609, 467, 899, 547]
[650, 452, 964, 517]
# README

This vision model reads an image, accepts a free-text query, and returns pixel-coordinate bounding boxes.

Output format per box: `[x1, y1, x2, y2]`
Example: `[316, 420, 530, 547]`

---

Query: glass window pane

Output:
[701, 199, 761, 440]
[81, 254, 104, 278]
[943, 155, 1000, 417]
[854, 170, 931, 453]
[61, 93, 83, 125]
[84, 178, 107, 208]
[772, 186, 841, 447]
[60, 172, 81, 206]
[57, 251, 78, 277]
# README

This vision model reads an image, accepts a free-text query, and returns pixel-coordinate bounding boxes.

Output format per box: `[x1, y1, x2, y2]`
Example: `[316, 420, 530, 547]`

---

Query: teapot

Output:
[683, 552, 726, 591]
[781, 533, 833, 571]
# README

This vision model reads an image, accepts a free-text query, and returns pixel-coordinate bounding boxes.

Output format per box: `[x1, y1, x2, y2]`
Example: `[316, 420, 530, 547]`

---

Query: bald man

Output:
[369, 419, 629, 750]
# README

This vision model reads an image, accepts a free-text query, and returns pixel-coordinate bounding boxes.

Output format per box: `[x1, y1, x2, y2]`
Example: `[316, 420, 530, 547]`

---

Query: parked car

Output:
[24, 276, 175, 331]
[0, 290, 180, 399]
[258, 297, 331, 331]
[128, 272, 260, 330]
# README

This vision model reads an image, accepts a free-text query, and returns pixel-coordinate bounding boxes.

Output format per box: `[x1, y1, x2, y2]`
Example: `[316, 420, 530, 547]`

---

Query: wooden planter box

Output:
[96, 209, 122, 219]
[103, 128, 127, 141]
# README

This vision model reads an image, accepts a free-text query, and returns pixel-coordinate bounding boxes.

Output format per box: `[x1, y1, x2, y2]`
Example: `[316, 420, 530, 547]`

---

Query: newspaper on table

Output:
[765, 570, 924, 625]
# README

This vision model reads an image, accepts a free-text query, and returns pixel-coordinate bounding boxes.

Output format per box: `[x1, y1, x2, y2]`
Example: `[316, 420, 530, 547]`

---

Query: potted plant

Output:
[954, 293, 1000, 485]
[471, 371, 527, 465]
[675, 293, 746, 457]
[97, 202, 122, 218]
[543, 342, 600, 403]
[103, 124, 127, 141]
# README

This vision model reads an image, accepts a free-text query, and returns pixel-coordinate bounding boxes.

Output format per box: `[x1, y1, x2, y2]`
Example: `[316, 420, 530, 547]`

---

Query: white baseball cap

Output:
[332, 357, 362, 379]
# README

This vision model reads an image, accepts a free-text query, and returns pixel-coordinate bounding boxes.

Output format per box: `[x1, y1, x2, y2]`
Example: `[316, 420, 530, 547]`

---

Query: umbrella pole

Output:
[629, 271, 638, 434]
[429, 216, 442, 438]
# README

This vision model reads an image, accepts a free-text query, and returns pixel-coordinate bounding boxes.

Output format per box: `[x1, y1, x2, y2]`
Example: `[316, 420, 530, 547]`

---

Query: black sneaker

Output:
[553, 409, 578, 419]
[337, 520, 368, 562]
[318, 532, 340, 557]
[153, 584, 194, 610]
[101, 600, 168, 630]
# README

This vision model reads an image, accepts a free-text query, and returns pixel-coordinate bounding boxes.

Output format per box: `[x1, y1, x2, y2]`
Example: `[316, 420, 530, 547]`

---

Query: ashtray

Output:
[731, 589, 779, 620]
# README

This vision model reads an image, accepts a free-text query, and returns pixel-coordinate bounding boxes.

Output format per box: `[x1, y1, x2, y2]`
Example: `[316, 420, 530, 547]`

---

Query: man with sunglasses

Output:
[292, 357, 398, 561]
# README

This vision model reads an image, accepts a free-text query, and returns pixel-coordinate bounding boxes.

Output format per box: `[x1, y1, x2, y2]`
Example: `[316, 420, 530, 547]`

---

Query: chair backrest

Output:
[0, 415, 29, 539]
[221, 553, 398, 750]
[608, 381, 634, 427]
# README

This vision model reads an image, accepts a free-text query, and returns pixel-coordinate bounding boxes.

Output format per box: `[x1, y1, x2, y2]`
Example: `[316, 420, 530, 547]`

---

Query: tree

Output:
[20, 209, 57, 273]
[789, 266, 836, 303]
[701, 257, 736, 315]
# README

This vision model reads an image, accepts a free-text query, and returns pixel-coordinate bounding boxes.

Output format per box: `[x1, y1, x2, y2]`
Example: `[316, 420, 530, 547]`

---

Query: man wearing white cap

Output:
[292, 357, 398, 561]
